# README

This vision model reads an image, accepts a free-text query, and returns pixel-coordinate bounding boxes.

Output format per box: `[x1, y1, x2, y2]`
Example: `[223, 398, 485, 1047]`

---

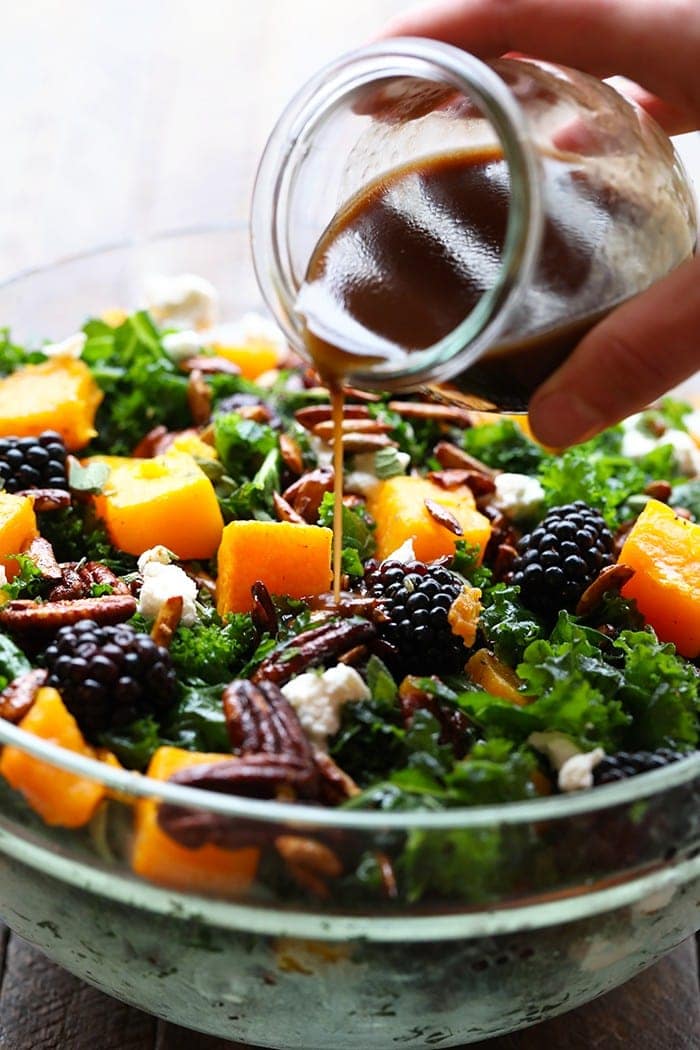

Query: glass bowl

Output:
[0, 228, 698, 1050]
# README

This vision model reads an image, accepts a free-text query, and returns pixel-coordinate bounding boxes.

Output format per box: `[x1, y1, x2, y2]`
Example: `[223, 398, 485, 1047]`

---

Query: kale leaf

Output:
[317, 491, 376, 576]
[478, 583, 544, 664]
[0, 328, 47, 375]
[461, 419, 546, 473]
[168, 614, 257, 684]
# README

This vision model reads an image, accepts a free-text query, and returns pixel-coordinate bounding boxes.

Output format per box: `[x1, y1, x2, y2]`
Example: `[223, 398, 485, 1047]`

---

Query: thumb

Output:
[528, 254, 700, 446]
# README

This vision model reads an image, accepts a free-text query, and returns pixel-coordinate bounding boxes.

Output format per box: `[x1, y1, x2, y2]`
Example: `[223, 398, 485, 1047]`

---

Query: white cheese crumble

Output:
[620, 413, 700, 476]
[43, 332, 86, 359]
[344, 451, 410, 497]
[137, 547, 198, 626]
[491, 472, 545, 521]
[162, 329, 204, 362]
[528, 731, 580, 770]
[281, 665, 370, 749]
[308, 435, 334, 470]
[0, 566, 7, 588]
[145, 273, 218, 330]
[384, 538, 416, 564]
[557, 748, 605, 792]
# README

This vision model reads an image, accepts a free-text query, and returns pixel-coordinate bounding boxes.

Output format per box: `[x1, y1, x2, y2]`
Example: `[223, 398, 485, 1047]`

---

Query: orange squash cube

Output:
[0, 357, 102, 451]
[91, 450, 224, 559]
[0, 688, 105, 827]
[0, 493, 37, 577]
[620, 499, 700, 658]
[132, 746, 259, 895]
[217, 520, 332, 615]
[213, 339, 281, 381]
[366, 475, 491, 563]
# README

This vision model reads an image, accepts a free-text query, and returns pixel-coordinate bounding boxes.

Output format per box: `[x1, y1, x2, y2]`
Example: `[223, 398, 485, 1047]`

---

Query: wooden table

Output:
[0, 2, 698, 1047]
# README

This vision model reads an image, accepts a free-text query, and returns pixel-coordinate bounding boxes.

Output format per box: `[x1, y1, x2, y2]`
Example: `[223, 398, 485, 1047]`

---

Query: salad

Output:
[0, 271, 698, 905]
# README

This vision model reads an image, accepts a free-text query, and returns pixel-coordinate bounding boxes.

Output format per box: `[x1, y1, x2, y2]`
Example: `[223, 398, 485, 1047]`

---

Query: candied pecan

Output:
[434, 440, 498, 477]
[279, 433, 304, 476]
[252, 618, 376, 686]
[0, 669, 47, 723]
[387, 400, 473, 427]
[182, 564, 216, 598]
[430, 469, 496, 498]
[341, 433, 398, 454]
[16, 489, 72, 513]
[223, 679, 314, 769]
[644, 480, 672, 502]
[492, 542, 519, 582]
[374, 851, 399, 900]
[575, 563, 636, 618]
[282, 467, 334, 522]
[251, 580, 278, 637]
[187, 368, 212, 425]
[179, 355, 241, 376]
[25, 537, 62, 583]
[314, 750, 360, 804]
[0, 595, 136, 633]
[311, 418, 392, 442]
[424, 499, 463, 536]
[307, 591, 381, 618]
[273, 491, 306, 525]
[150, 595, 183, 648]
[482, 507, 520, 566]
[294, 404, 370, 430]
[48, 561, 129, 602]
[132, 425, 173, 458]
[337, 644, 368, 666]
[341, 385, 382, 402]
[237, 404, 272, 423]
[275, 835, 344, 898]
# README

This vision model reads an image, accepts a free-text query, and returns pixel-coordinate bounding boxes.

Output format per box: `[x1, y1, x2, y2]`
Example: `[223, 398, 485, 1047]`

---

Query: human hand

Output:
[380, 0, 700, 445]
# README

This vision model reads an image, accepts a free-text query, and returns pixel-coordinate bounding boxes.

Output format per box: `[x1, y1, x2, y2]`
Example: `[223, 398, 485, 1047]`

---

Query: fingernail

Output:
[529, 392, 605, 447]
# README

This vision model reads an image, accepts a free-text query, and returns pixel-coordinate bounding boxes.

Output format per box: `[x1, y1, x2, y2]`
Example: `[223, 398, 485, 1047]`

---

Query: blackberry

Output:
[364, 558, 467, 676]
[512, 501, 614, 617]
[0, 430, 68, 493]
[44, 620, 177, 742]
[593, 748, 691, 786]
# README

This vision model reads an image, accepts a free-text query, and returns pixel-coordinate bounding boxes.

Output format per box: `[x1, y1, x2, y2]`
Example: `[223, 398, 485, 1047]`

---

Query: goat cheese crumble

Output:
[43, 332, 87, 359]
[281, 665, 370, 749]
[137, 546, 198, 626]
[145, 273, 218, 330]
[492, 472, 545, 521]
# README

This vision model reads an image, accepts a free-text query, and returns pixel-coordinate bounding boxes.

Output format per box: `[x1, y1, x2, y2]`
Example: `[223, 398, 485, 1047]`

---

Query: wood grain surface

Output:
[0, 2, 698, 1048]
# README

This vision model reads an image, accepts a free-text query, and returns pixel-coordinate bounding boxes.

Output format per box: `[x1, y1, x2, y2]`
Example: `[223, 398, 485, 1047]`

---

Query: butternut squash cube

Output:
[0, 357, 102, 451]
[0, 493, 37, 577]
[132, 746, 259, 895]
[0, 688, 105, 827]
[91, 450, 224, 558]
[213, 338, 281, 380]
[217, 520, 332, 615]
[366, 475, 491, 563]
[620, 499, 700, 658]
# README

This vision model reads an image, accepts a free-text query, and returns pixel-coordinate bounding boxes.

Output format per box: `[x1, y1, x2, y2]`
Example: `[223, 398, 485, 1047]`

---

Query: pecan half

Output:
[575, 563, 636, 618]
[179, 355, 241, 376]
[0, 595, 136, 633]
[428, 469, 496, 498]
[132, 425, 173, 458]
[0, 669, 47, 723]
[187, 368, 212, 426]
[311, 418, 392, 442]
[223, 679, 313, 765]
[314, 750, 360, 805]
[279, 433, 303, 476]
[150, 595, 183, 648]
[273, 491, 306, 524]
[295, 404, 370, 430]
[275, 835, 343, 898]
[342, 433, 398, 454]
[282, 467, 334, 523]
[251, 580, 278, 637]
[434, 441, 498, 477]
[644, 480, 672, 502]
[48, 561, 129, 602]
[25, 537, 62, 582]
[424, 499, 463, 536]
[492, 542, 519, 582]
[16, 489, 72, 513]
[307, 591, 381, 618]
[387, 400, 473, 427]
[252, 618, 376, 686]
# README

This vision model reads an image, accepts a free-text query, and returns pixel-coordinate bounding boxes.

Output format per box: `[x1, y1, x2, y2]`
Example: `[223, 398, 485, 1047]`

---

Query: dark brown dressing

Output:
[299, 149, 635, 410]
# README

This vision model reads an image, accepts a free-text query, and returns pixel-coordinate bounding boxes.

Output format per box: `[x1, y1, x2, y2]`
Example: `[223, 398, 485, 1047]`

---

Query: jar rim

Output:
[250, 38, 544, 387]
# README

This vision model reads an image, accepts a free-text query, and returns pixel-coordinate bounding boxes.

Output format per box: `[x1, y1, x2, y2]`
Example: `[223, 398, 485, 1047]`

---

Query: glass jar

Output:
[250, 39, 697, 411]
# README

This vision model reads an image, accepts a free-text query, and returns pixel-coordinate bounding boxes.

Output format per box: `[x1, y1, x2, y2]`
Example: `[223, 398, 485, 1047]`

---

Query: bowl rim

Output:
[0, 226, 698, 833]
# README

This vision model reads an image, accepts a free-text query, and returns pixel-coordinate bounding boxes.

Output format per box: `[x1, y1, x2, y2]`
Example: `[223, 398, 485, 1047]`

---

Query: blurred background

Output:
[1, 0, 698, 277]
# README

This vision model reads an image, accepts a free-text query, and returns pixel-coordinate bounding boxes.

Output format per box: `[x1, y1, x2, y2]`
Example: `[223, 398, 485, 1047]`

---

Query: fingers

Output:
[380, 0, 700, 124]
[527, 254, 700, 446]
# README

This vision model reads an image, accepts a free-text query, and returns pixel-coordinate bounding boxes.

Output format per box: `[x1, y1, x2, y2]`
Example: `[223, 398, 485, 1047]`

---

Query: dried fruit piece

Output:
[466, 649, 528, 705]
